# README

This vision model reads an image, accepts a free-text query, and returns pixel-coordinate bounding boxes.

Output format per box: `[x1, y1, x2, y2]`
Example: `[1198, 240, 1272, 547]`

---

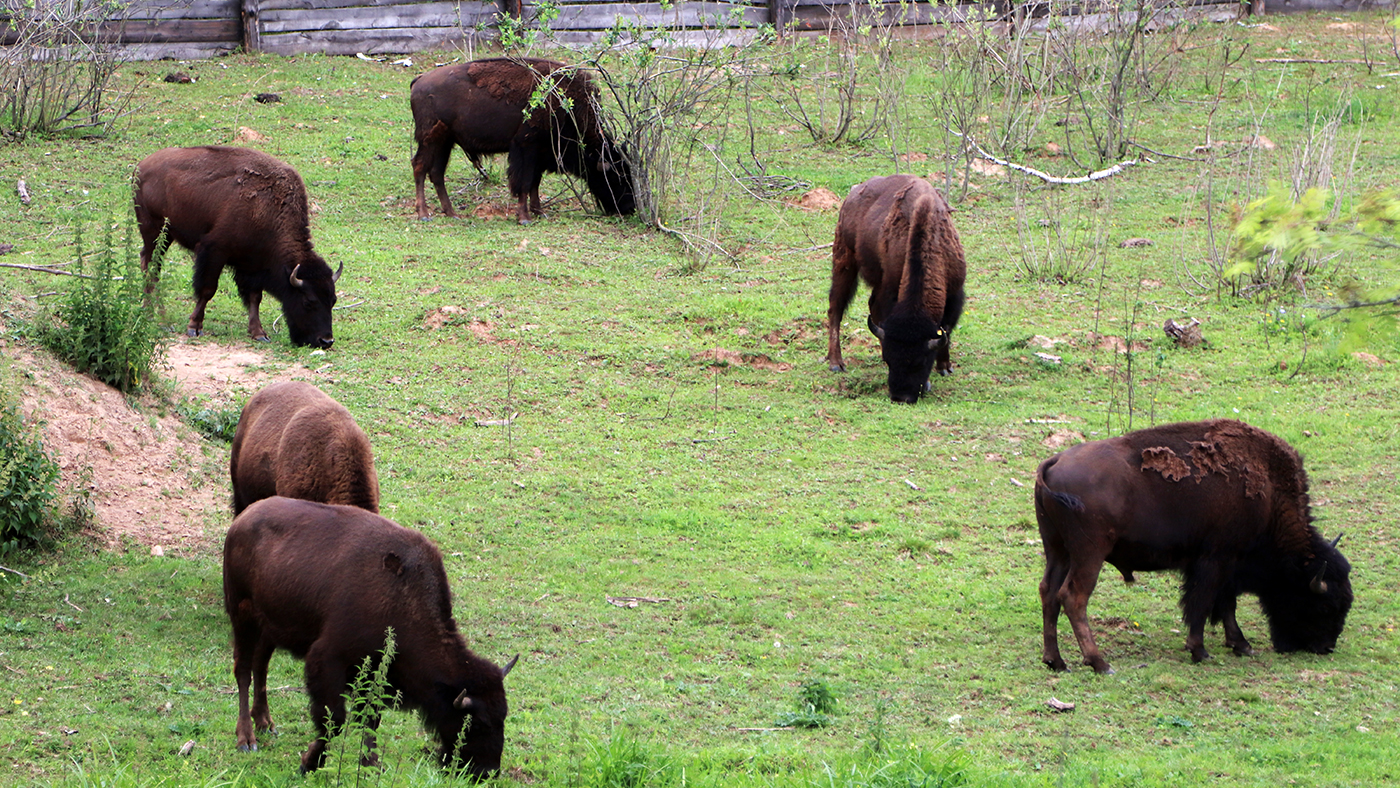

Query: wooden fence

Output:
[0, 0, 1388, 60]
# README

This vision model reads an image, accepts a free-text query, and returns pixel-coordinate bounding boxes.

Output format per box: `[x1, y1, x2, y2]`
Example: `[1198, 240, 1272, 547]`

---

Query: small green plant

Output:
[176, 400, 241, 443]
[37, 218, 166, 394]
[776, 678, 838, 728]
[0, 391, 60, 557]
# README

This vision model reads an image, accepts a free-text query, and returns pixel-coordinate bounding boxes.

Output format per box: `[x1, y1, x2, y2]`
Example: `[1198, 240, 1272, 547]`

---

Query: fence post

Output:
[770, 0, 795, 37]
[242, 0, 261, 53]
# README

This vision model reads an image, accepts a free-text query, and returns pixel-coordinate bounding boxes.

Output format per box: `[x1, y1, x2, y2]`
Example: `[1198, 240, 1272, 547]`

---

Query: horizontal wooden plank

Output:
[791, 1, 961, 25]
[101, 17, 241, 43]
[257, 0, 498, 11]
[116, 40, 242, 60]
[257, 25, 493, 54]
[524, 0, 763, 5]
[542, 2, 768, 29]
[123, 0, 241, 19]
[260, 3, 497, 31]
[542, 26, 761, 44]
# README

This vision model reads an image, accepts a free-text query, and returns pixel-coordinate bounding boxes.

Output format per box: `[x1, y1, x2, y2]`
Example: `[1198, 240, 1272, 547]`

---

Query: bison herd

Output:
[118, 53, 1355, 776]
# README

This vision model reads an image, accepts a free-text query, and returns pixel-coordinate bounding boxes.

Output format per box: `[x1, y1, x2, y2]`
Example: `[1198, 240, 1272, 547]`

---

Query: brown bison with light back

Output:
[827, 175, 967, 403]
[230, 382, 379, 515]
[223, 497, 516, 775]
[1035, 419, 1352, 674]
[134, 146, 341, 347]
[410, 57, 635, 224]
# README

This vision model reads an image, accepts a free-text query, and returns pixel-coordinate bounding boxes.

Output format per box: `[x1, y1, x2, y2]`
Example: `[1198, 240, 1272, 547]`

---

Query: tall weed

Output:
[38, 218, 166, 394]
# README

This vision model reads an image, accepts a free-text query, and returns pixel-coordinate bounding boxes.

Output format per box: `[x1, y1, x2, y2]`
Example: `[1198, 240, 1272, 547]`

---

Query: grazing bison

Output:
[826, 175, 967, 403]
[410, 57, 635, 224]
[1035, 419, 1353, 674]
[223, 497, 517, 776]
[134, 146, 341, 348]
[230, 382, 379, 515]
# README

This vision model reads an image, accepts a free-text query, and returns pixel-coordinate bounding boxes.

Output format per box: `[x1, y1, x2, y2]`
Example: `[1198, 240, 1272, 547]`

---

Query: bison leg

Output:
[1214, 593, 1255, 657]
[825, 239, 860, 373]
[230, 608, 262, 752]
[135, 210, 170, 301]
[235, 277, 271, 343]
[187, 243, 227, 338]
[1039, 556, 1071, 672]
[300, 649, 349, 774]
[1058, 558, 1113, 674]
[412, 121, 458, 219]
[250, 636, 277, 735]
[1181, 561, 1229, 663]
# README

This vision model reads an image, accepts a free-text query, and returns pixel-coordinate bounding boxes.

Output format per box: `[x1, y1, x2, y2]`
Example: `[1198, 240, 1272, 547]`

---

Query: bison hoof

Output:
[936, 367, 954, 376]
[237, 743, 257, 752]
[1232, 645, 1256, 657]
[1044, 658, 1068, 672]
[186, 328, 202, 338]
[828, 363, 845, 373]
[253, 335, 271, 343]
[1190, 650, 1212, 663]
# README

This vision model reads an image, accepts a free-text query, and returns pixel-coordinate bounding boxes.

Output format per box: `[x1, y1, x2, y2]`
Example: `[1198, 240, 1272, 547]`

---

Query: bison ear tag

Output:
[383, 552, 404, 576]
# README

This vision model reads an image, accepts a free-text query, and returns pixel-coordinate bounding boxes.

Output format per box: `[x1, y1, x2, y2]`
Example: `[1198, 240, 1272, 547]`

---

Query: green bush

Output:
[38, 219, 166, 394]
[0, 396, 59, 557]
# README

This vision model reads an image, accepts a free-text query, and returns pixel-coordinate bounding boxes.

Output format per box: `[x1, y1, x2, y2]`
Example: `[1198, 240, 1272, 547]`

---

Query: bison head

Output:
[1259, 533, 1353, 655]
[283, 257, 341, 348]
[585, 141, 636, 217]
[870, 313, 948, 404]
[436, 654, 517, 779]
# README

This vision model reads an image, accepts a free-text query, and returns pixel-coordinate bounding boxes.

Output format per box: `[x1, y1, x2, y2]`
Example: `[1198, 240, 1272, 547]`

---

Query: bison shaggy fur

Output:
[230, 382, 379, 515]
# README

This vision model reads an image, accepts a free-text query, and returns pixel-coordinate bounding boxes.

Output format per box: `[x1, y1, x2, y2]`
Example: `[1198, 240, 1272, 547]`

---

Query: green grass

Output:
[3, 12, 1400, 788]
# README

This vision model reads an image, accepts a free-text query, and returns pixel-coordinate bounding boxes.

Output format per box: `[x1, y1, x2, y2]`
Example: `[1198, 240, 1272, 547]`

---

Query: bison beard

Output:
[133, 146, 341, 348]
[826, 175, 967, 403]
[223, 498, 515, 776]
[410, 57, 635, 224]
[1034, 419, 1353, 674]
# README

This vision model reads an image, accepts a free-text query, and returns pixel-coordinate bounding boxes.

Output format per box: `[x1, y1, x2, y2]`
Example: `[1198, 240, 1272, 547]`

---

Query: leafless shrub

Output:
[1, 0, 136, 140]
[1012, 177, 1111, 283]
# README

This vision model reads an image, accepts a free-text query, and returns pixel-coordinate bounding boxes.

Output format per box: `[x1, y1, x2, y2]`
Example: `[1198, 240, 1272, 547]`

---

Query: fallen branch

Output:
[0, 262, 94, 278]
[954, 132, 1140, 185]
[733, 726, 795, 732]
[17, 180, 31, 205]
[1255, 58, 1371, 65]
[0, 565, 32, 579]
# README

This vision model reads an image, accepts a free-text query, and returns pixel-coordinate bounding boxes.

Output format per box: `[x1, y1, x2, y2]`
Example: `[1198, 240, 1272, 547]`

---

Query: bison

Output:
[410, 57, 635, 224]
[223, 496, 517, 776]
[230, 382, 380, 515]
[134, 146, 341, 348]
[1035, 419, 1353, 674]
[826, 175, 967, 403]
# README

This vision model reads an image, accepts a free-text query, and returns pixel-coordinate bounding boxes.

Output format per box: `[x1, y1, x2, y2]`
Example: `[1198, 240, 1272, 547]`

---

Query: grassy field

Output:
[3, 11, 1400, 788]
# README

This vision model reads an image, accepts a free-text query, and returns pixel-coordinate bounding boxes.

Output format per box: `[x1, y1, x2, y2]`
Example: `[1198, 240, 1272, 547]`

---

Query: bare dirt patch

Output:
[7, 339, 311, 553]
[692, 348, 793, 372]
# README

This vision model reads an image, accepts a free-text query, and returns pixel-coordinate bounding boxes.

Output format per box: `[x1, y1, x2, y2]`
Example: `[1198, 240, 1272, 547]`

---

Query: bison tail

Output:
[1039, 488, 1086, 513]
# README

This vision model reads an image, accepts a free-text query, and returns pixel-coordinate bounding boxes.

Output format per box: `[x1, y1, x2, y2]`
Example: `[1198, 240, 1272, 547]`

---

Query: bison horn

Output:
[454, 690, 474, 710]
[867, 315, 886, 341]
[1329, 533, 1343, 549]
[289, 264, 305, 288]
[1310, 562, 1329, 595]
[502, 653, 520, 677]
[332, 261, 343, 284]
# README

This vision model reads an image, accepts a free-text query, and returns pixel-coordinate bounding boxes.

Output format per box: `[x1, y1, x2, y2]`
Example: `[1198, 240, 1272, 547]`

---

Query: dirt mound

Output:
[7, 339, 311, 553]
[787, 188, 841, 212]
